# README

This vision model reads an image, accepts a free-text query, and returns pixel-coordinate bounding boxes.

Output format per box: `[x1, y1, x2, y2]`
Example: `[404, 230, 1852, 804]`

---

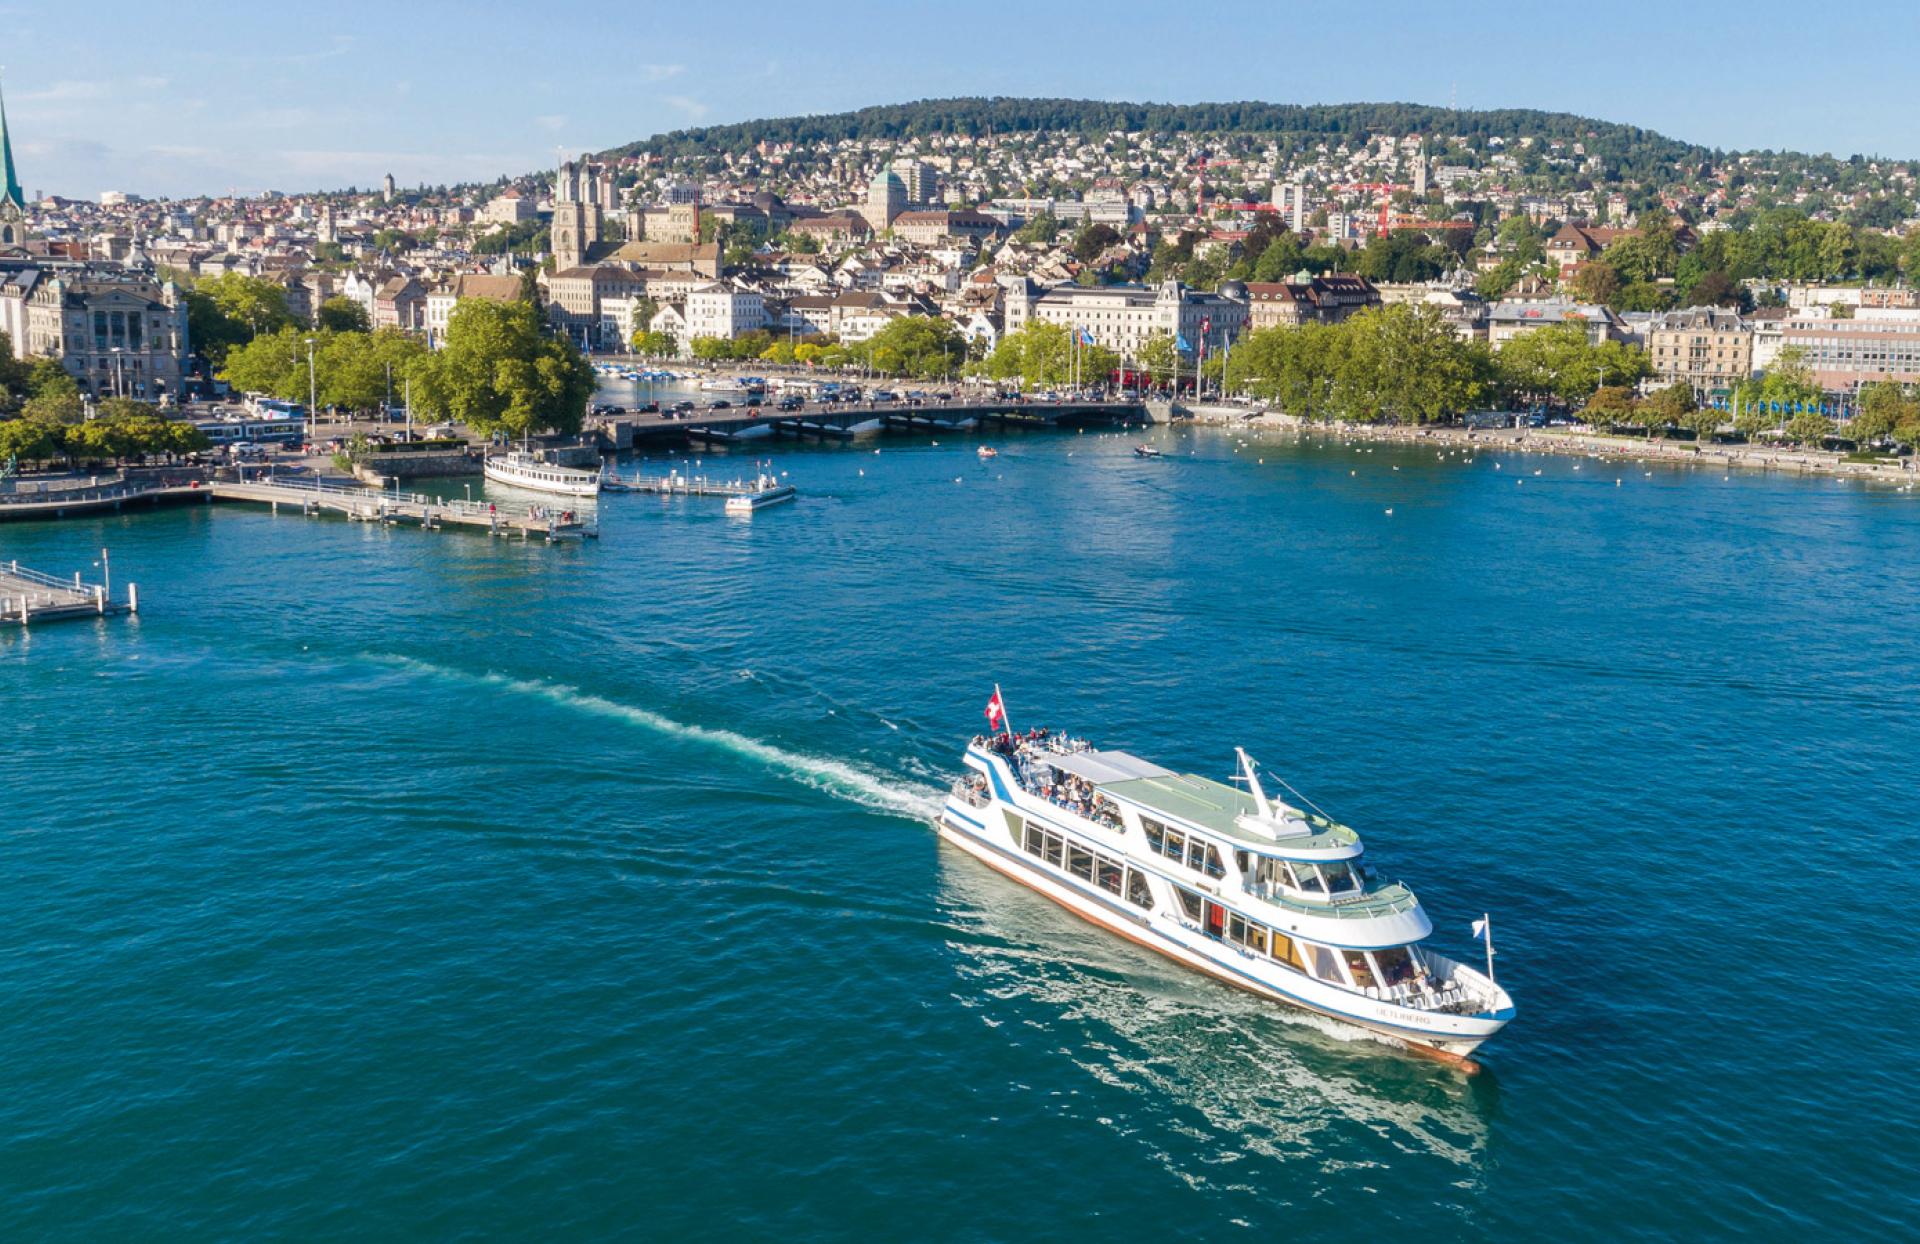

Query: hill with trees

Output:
[605, 97, 1713, 180]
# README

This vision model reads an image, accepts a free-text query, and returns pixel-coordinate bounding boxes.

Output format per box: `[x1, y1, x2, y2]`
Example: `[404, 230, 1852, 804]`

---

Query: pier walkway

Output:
[210, 477, 596, 541]
[599, 469, 765, 499]
[0, 558, 135, 625]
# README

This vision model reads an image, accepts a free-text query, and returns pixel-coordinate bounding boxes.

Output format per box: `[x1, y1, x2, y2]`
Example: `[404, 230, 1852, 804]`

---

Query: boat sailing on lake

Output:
[940, 690, 1515, 1060]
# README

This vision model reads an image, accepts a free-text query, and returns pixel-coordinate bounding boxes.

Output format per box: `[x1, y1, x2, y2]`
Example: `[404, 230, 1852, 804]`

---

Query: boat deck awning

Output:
[1039, 749, 1174, 785]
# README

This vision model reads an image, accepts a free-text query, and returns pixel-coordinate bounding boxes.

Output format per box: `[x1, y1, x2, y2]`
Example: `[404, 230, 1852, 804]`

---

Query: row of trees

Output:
[0, 395, 210, 468]
[220, 326, 430, 414]
[216, 300, 593, 439]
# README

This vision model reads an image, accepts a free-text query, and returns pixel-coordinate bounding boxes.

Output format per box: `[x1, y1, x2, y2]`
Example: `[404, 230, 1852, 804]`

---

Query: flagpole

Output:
[1482, 912, 1495, 985]
[995, 682, 1013, 737]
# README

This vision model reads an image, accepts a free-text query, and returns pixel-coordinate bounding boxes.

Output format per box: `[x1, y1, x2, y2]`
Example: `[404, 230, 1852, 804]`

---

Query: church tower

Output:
[550, 156, 602, 269]
[0, 73, 27, 249]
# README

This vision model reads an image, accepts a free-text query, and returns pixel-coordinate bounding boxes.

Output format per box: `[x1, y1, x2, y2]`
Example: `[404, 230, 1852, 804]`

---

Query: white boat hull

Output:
[937, 780, 1512, 1060]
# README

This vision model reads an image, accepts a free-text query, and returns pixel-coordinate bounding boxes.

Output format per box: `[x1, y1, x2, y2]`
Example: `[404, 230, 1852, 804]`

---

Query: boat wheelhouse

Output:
[940, 725, 1514, 1060]
[483, 450, 602, 497]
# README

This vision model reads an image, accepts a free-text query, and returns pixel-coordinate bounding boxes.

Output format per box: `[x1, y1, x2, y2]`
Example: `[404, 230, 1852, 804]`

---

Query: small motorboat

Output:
[1133, 444, 1163, 459]
[977, 446, 999, 460]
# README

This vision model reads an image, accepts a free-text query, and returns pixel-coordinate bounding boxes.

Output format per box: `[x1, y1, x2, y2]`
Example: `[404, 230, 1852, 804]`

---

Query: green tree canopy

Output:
[317, 296, 372, 333]
[411, 299, 593, 439]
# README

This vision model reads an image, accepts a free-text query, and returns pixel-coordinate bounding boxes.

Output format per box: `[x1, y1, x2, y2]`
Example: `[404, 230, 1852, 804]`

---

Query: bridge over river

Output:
[607, 397, 1163, 446]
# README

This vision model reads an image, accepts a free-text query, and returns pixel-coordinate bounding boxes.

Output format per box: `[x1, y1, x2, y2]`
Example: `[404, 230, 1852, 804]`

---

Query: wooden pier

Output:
[0, 558, 136, 625]
[210, 477, 597, 541]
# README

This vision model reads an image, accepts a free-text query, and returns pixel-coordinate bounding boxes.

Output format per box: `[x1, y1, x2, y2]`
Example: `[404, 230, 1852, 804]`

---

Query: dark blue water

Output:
[3, 427, 1916, 1240]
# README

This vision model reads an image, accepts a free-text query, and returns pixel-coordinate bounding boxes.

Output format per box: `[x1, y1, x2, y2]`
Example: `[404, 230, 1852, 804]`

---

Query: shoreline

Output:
[1185, 406, 1920, 485]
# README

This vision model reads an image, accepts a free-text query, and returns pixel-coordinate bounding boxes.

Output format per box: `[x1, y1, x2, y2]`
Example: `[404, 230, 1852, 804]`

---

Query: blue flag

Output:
[1176, 334, 1192, 352]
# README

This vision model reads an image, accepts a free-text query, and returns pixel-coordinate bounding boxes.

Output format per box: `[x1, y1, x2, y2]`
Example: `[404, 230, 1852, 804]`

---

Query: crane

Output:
[1327, 182, 1408, 238]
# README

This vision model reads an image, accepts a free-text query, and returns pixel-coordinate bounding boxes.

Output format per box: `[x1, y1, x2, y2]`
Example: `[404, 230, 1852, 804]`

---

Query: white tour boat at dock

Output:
[483, 449, 602, 497]
[939, 693, 1515, 1061]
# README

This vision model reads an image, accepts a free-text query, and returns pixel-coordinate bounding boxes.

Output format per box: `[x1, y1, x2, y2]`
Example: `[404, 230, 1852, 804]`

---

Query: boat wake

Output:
[376, 656, 944, 819]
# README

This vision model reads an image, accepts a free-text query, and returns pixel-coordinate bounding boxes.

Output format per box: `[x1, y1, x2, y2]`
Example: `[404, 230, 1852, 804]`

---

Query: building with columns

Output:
[19, 272, 191, 401]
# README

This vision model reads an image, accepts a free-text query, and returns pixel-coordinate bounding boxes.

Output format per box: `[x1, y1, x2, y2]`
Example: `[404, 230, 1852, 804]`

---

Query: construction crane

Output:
[1328, 183, 1408, 238]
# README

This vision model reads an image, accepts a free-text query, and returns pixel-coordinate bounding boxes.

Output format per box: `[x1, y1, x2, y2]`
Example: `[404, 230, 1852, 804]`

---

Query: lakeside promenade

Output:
[1191, 407, 1920, 484]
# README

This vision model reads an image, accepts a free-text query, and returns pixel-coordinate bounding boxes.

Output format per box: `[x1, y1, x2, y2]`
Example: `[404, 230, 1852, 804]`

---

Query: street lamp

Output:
[305, 337, 317, 444]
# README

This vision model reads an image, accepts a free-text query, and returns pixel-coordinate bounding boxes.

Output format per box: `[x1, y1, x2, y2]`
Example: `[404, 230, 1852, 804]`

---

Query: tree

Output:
[1013, 212, 1060, 244]
[1642, 383, 1697, 431]
[1582, 385, 1635, 429]
[28, 357, 80, 401]
[1136, 332, 1180, 387]
[411, 298, 594, 439]
[317, 296, 372, 333]
[198, 272, 294, 339]
[0, 416, 59, 465]
[1849, 380, 1911, 444]
[1784, 409, 1835, 446]
[853, 316, 966, 379]
[1570, 261, 1622, 307]
[632, 330, 677, 358]
[1072, 223, 1121, 263]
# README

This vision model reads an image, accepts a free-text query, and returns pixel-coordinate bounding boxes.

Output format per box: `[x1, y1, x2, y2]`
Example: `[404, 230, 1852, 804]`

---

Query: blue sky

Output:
[7, 0, 1920, 199]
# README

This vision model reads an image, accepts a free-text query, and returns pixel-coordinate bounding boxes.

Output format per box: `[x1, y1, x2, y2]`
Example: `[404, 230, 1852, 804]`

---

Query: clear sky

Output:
[7, 0, 1920, 200]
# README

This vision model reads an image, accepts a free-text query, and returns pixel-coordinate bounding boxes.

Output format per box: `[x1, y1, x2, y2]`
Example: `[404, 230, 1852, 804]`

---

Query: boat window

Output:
[1228, 913, 1247, 943]
[1292, 862, 1327, 894]
[1372, 946, 1417, 987]
[1202, 845, 1225, 880]
[1092, 796, 1124, 831]
[1125, 868, 1154, 910]
[1096, 859, 1123, 896]
[1162, 829, 1186, 864]
[1066, 845, 1095, 881]
[1269, 930, 1304, 971]
[1305, 941, 1344, 983]
[1024, 825, 1045, 857]
[1322, 861, 1358, 895]
[1343, 950, 1377, 990]
[1175, 886, 1203, 921]
[1043, 833, 1063, 867]
[1142, 817, 1166, 855]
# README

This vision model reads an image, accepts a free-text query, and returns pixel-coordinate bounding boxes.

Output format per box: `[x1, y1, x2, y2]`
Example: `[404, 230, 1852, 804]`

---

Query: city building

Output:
[424, 273, 525, 340]
[1644, 307, 1752, 396]
[1006, 279, 1249, 361]
[13, 270, 191, 400]
[1780, 310, 1920, 392]
[863, 169, 907, 233]
[550, 156, 607, 270]
[1487, 299, 1625, 349]
[1244, 274, 1380, 330]
[684, 281, 766, 343]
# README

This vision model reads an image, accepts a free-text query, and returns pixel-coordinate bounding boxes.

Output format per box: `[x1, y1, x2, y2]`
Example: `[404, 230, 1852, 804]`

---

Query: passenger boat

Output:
[724, 467, 796, 514]
[940, 699, 1515, 1061]
[483, 449, 602, 497]
[1133, 444, 1163, 458]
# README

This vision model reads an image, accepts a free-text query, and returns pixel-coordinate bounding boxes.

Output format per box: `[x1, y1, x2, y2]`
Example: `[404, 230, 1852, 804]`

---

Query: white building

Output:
[1005, 280, 1249, 360]
[684, 282, 766, 344]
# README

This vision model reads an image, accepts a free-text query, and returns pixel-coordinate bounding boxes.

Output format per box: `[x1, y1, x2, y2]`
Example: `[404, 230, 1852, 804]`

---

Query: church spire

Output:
[0, 71, 24, 211]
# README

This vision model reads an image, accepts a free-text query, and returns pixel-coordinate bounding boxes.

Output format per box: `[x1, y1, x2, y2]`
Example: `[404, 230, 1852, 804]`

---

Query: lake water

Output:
[3, 425, 1915, 1239]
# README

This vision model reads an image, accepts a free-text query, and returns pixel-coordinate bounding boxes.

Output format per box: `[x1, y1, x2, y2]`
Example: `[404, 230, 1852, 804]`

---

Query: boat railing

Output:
[949, 779, 989, 809]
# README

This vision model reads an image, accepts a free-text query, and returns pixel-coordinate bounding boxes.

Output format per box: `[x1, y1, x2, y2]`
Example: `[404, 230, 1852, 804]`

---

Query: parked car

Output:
[777, 397, 803, 411]
[710, 400, 732, 410]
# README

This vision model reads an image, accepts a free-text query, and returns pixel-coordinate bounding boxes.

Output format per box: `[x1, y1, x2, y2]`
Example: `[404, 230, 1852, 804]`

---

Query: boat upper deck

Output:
[992, 737, 1360, 852]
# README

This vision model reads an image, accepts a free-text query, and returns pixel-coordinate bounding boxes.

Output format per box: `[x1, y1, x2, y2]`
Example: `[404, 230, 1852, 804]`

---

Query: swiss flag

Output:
[984, 688, 1007, 732]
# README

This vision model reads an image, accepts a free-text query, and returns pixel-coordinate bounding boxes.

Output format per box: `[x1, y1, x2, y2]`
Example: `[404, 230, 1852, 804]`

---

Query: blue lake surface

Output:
[3, 425, 1916, 1239]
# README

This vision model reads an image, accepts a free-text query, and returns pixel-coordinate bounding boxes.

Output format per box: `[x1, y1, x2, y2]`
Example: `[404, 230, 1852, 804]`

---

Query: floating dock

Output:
[210, 477, 596, 541]
[600, 469, 775, 500]
[0, 558, 136, 625]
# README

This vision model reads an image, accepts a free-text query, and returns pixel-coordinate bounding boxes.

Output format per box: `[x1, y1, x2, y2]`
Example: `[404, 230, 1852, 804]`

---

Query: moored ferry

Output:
[939, 694, 1515, 1061]
[483, 450, 602, 497]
